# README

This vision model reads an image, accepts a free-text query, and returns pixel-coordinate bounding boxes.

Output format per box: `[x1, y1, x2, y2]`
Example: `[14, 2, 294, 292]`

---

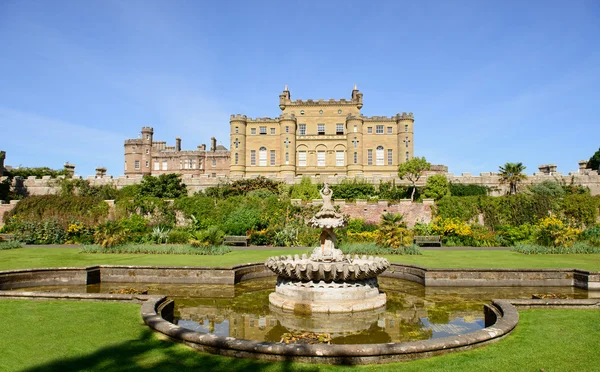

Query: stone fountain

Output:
[266, 183, 389, 314]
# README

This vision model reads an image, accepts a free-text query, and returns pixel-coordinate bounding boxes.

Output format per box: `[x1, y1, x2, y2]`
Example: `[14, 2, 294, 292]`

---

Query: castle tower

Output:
[140, 127, 153, 175]
[124, 127, 153, 175]
[279, 113, 297, 177]
[230, 115, 247, 178]
[346, 114, 364, 176]
[396, 113, 414, 164]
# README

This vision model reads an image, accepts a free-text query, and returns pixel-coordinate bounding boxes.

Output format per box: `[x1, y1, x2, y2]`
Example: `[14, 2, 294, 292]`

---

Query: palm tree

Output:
[498, 162, 527, 195]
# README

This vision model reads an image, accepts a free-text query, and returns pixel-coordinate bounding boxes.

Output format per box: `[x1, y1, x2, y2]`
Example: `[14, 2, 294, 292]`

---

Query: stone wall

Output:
[0, 201, 18, 226]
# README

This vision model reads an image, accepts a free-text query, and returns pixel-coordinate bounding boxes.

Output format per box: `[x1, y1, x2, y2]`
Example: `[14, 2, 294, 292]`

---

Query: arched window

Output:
[376, 146, 384, 166]
[235, 153, 239, 165]
[259, 147, 267, 166]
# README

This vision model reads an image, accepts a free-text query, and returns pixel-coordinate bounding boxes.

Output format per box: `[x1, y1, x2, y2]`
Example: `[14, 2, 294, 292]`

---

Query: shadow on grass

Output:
[23, 329, 321, 372]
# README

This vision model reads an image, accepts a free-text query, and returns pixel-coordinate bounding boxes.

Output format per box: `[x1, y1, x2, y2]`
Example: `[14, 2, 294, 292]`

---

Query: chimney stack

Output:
[176, 137, 181, 152]
[63, 162, 76, 177]
[210, 137, 217, 152]
[95, 167, 107, 178]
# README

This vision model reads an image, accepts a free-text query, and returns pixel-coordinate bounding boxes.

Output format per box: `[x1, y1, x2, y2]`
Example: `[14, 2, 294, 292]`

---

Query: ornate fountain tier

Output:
[265, 254, 390, 282]
[266, 183, 390, 314]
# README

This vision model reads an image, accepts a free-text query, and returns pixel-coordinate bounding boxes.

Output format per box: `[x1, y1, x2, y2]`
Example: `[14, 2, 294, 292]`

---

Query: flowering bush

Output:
[533, 217, 581, 248]
[431, 217, 472, 237]
[346, 231, 379, 243]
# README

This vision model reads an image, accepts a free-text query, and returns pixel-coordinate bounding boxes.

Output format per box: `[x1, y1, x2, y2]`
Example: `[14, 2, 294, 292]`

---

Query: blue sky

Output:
[1, 0, 599, 177]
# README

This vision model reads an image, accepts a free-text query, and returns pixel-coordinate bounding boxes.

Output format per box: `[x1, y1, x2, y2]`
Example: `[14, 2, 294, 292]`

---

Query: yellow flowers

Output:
[431, 217, 472, 237]
[67, 223, 84, 234]
[347, 231, 378, 243]
[534, 217, 581, 248]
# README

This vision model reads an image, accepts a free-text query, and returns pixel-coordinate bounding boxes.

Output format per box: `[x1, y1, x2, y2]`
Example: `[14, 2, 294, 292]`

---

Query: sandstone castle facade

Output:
[230, 86, 414, 178]
[123, 128, 230, 178]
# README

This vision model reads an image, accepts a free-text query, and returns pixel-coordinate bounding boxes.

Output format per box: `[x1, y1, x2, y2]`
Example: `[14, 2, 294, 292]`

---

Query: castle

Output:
[123, 128, 230, 178]
[123, 86, 415, 179]
[230, 85, 414, 178]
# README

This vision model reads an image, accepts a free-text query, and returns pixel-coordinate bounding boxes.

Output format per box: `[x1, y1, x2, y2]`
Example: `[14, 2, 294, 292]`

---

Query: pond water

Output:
[14, 277, 588, 344]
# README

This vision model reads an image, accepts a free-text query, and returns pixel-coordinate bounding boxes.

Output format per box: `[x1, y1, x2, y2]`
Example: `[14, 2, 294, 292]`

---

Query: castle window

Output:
[285, 126, 289, 133]
[124, 161, 127, 170]
[353, 125, 357, 133]
[299, 124, 306, 135]
[338, 109, 342, 114]
[406, 151, 410, 161]
[162, 160, 168, 170]
[376, 125, 384, 134]
[270, 150, 276, 166]
[146, 134, 150, 140]
[145, 160, 149, 168]
[235, 153, 238, 165]
[134, 160, 140, 169]
[235, 138, 239, 149]
[388, 149, 393, 165]
[154, 161, 159, 170]
[260, 126, 267, 135]
[211, 173, 216, 177]
[259, 147, 267, 166]
[367, 127, 373, 134]
[212, 158, 216, 167]
[387, 127, 393, 134]
[145, 149, 149, 154]
[235, 126, 239, 134]
[405, 124, 408, 132]
[317, 124, 325, 135]
[270, 128, 275, 135]
[376, 146, 384, 165]
[192, 159, 196, 169]
[405, 137, 410, 148]
[336, 123, 344, 135]
[251, 128, 256, 135]
[179, 160, 183, 169]
[300, 110, 304, 115]
[285, 152, 289, 164]
[319, 110, 324, 115]
[353, 152, 357, 164]
[132, 146, 136, 153]
[317, 151, 325, 167]
[250, 150, 256, 165]
[298, 151, 306, 167]
[336, 151, 344, 166]
[367, 149, 373, 165]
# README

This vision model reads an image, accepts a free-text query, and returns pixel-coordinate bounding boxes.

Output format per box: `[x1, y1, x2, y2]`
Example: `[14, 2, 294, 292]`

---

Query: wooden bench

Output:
[413, 235, 442, 247]
[223, 235, 249, 246]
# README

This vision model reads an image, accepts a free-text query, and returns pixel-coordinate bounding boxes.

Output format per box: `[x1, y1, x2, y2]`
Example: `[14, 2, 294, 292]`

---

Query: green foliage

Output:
[397, 156, 430, 200]
[191, 225, 225, 246]
[6, 167, 70, 179]
[0, 241, 22, 250]
[115, 197, 176, 227]
[586, 147, 600, 172]
[290, 176, 319, 201]
[272, 225, 299, 247]
[435, 196, 481, 222]
[222, 206, 260, 235]
[204, 177, 282, 198]
[529, 181, 565, 198]
[80, 243, 231, 255]
[137, 174, 187, 199]
[449, 183, 488, 197]
[560, 194, 600, 227]
[9, 220, 66, 244]
[150, 226, 171, 244]
[377, 180, 408, 201]
[338, 242, 421, 255]
[495, 224, 535, 246]
[328, 178, 375, 201]
[513, 242, 600, 254]
[58, 179, 119, 201]
[580, 226, 600, 247]
[533, 217, 580, 248]
[422, 174, 450, 201]
[346, 218, 378, 233]
[498, 162, 527, 195]
[4, 195, 109, 228]
[167, 228, 192, 244]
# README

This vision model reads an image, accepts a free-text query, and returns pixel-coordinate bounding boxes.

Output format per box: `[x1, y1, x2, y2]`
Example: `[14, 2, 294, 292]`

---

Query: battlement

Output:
[397, 112, 414, 120]
[141, 126, 154, 132]
[279, 113, 297, 121]
[246, 117, 279, 123]
[230, 114, 248, 121]
[283, 97, 358, 106]
[124, 139, 143, 144]
[362, 115, 398, 122]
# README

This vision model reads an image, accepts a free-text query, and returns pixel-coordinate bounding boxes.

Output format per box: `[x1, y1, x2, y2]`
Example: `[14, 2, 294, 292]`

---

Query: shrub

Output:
[435, 196, 480, 222]
[272, 225, 299, 247]
[580, 226, 600, 247]
[346, 218, 378, 233]
[533, 217, 581, 248]
[65, 222, 95, 244]
[248, 229, 272, 245]
[338, 242, 421, 255]
[137, 174, 187, 199]
[0, 241, 22, 250]
[192, 226, 225, 247]
[529, 181, 565, 198]
[449, 183, 488, 197]
[422, 175, 450, 201]
[495, 224, 534, 246]
[150, 226, 171, 244]
[329, 179, 375, 201]
[8, 219, 66, 244]
[222, 206, 260, 235]
[377, 180, 408, 201]
[167, 228, 192, 244]
[290, 176, 319, 201]
[560, 194, 600, 227]
[346, 231, 378, 243]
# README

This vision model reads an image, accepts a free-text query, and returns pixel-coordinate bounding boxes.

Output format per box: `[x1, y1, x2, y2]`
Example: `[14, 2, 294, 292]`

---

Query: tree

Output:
[422, 174, 450, 201]
[137, 174, 187, 199]
[290, 176, 319, 201]
[397, 157, 430, 201]
[498, 162, 527, 195]
[586, 148, 600, 172]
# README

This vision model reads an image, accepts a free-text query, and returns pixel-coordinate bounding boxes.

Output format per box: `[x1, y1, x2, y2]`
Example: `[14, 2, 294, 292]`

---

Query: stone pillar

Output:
[95, 167, 107, 178]
[175, 137, 181, 152]
[64, 162, 75, 177]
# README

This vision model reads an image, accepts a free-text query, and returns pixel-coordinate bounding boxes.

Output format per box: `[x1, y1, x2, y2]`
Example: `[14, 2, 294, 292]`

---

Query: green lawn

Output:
[0, 248, 599, 271]
[0, 300, 598, 371]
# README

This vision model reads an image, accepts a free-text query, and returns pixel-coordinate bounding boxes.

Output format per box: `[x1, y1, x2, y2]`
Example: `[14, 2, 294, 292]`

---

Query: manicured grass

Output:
[0, 300, 598, 371]
[0, 248, 599, 271]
